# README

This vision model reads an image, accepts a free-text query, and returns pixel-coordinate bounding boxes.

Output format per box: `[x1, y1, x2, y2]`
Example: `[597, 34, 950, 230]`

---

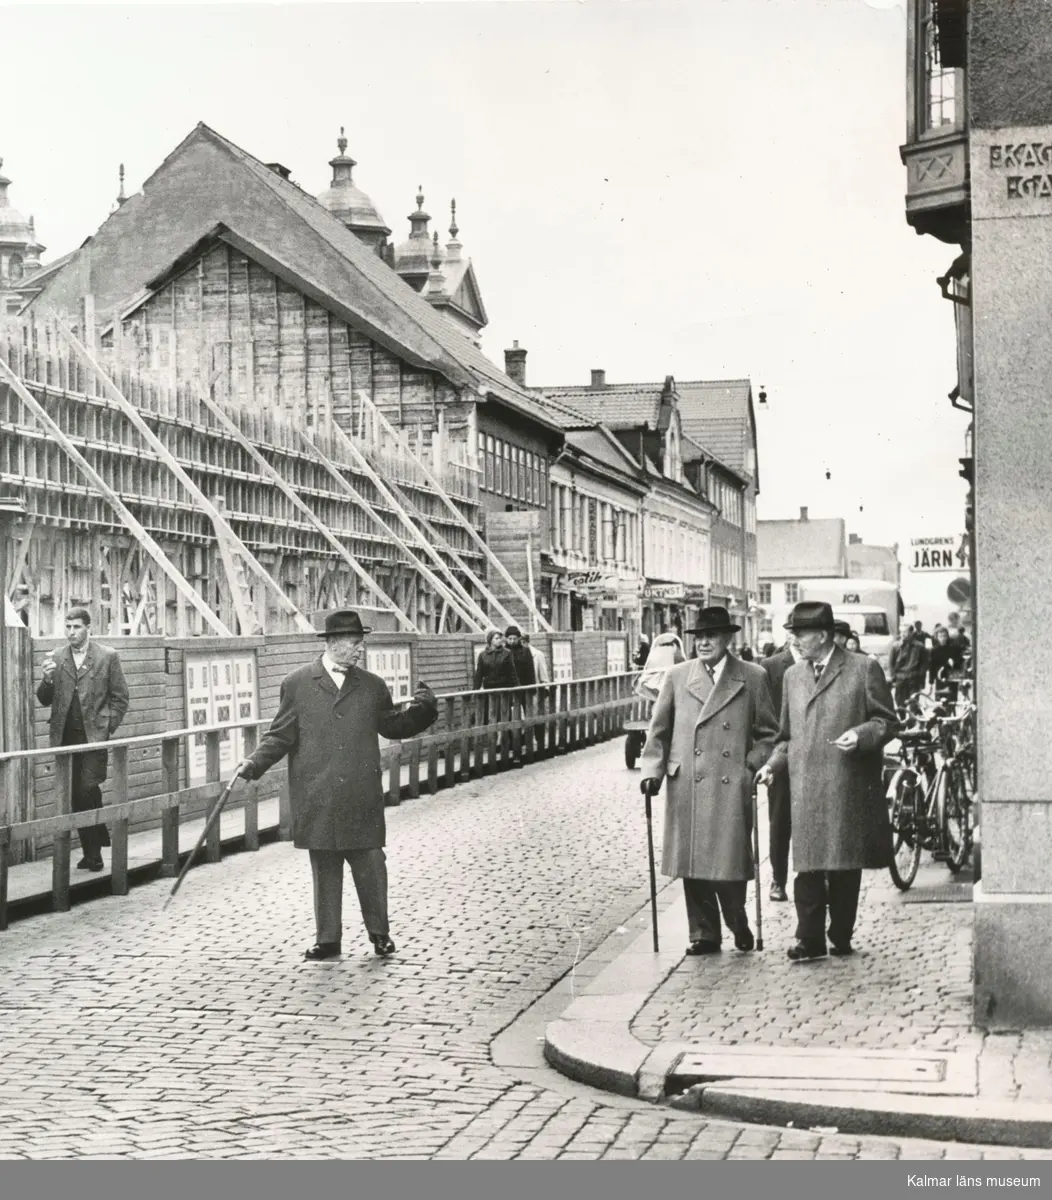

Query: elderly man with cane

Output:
[639, 607, 778, 956]
[236, 610, 438, 961]
[757, 602, 898, 962]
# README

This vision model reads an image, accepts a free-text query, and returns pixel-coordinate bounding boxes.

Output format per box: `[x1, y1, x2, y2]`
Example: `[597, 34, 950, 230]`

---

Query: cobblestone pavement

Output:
[0, 741, 1045, 1160]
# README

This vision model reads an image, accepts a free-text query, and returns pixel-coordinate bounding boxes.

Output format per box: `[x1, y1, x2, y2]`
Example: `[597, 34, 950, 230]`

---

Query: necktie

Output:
[813, 662, 823, 684]
[705, 664, 715, 683]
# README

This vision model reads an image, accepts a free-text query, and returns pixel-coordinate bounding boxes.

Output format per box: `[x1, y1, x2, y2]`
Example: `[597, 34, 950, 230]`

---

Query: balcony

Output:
[901, 0, 970, 246]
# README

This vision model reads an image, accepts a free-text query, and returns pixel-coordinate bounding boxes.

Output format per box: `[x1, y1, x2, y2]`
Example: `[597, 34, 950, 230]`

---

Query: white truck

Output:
[797, 578, 900, 672]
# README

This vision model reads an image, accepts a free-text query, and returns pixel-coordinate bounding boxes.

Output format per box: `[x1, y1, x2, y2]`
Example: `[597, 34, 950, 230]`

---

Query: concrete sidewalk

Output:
[544, 857, 1052, 1149]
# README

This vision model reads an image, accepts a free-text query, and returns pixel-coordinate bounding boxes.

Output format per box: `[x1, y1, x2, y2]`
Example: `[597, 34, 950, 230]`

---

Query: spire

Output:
[408, 186, 431, 238]
[427, 231, 446, 296]
[117, 163, 127, 207]
[446, 198, 462, 261]
[328, 126, 357, 186]
[0, 158, 10, 206]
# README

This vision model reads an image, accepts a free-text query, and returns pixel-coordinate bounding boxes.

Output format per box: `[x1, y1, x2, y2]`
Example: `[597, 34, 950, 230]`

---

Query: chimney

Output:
[849, 533, 861, 544]
[266, 162, 292, 180]
[800, 506, 808, 521]
[505, 340, 527, 387]
[591, 368, 606, 388]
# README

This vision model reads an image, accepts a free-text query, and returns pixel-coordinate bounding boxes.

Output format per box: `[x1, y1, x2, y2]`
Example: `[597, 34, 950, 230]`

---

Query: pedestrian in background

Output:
[474, 629, 518, 693]
[739, 644, 754, 662]
[888, 624, 928, 708]
[757, 602, 898, 962]
[845, 632, 862, 654]
[521, 633, 550, 684]
[37, 606, 129, 872]
[635, 631, 685, 701]
[759, 636, 801, 902]
[237, 610, 437, 961]
[503, 625, 536, 688]
[639, 608, 778, 955]
[833, 620, 852, 651]
[761, 641, 777, 659]
[633, 634, 651, 668]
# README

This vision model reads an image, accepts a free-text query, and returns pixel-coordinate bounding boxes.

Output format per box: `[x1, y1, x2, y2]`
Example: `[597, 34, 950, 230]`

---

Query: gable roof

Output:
[537, 383, 665, 430]
[564, 427, 647, 483]
[674, 379, 757, 480]
[30, 122, 562, 436]
[757, 518, 847, 579]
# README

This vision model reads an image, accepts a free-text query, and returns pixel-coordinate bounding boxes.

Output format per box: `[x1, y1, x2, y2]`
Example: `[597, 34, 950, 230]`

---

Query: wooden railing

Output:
[0, 672, 647, 928]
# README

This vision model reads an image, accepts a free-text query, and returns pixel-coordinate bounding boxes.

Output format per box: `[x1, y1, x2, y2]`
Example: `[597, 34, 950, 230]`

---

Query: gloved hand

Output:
[412, 681, 437, 707]
[236, 759, 260, 782]
[639, 777, 660, 798]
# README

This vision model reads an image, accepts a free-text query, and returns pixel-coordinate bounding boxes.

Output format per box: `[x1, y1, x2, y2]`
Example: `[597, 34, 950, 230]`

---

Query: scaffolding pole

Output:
[323, 410, 493, 631]
[357, 391, 553, 633]
[0, 357, 232, 635]
[298, 430, 485, 633]
[195, 388, 418, 633]
[51, 314, 314, 636]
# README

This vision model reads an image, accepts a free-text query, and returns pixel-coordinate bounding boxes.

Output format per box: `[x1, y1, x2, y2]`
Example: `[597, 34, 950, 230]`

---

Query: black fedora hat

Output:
[687, 606, 741, 635]
[316, 609, 372, 638]
[784, 601, 834, 632]
[833, 620, 853, 639]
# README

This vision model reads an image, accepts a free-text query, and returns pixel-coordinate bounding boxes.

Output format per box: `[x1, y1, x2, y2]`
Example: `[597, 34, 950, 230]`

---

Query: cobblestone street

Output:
[0, 741, 1044, 1160]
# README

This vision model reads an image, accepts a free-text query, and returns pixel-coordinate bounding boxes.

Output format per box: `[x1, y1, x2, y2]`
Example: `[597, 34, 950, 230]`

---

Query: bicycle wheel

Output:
[942, 761, 972, 874]
[888, 775, 922, 891]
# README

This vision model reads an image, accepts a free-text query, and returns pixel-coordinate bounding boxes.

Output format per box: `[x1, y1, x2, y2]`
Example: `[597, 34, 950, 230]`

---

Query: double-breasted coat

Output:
[36, 641, 130, 789]
[639, 656, 779, 881]
[244, 658, 438, 851]
[767, 645, 898, 872]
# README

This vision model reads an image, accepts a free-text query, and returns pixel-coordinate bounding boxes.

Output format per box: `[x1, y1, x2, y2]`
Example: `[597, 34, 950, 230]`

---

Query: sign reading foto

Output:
[909, 535, 969, 573]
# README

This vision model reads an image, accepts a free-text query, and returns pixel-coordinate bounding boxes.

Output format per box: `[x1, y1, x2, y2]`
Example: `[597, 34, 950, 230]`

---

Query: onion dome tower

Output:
[316, 128, 392, 256]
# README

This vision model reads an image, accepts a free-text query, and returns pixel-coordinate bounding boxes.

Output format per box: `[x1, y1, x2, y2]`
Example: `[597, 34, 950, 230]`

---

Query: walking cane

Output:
[752, 776, 764, 952]
[644, 783, 660, 952]
[163, 768, 243, 910]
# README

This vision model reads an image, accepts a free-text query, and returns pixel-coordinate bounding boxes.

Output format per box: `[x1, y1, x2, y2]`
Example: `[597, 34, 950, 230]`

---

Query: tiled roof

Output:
[675, 379, 754, 475]
[536, 384, 664, 429]
[564, 428, 646, 482]
[30, 123, 562, 435]
[758, 518, 847, 579]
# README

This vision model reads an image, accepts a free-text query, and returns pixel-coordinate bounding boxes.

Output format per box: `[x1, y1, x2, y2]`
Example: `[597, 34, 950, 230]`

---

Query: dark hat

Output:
[833, 620, 853, 639]
[784, 601, 834, 632]
[687, 606, 741, 635]
[316, 609, 371, 638]
[504, 624, 522, 638]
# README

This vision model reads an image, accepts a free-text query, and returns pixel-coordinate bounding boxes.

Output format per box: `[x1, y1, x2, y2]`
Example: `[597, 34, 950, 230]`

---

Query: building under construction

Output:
[2, 123, 564, 638]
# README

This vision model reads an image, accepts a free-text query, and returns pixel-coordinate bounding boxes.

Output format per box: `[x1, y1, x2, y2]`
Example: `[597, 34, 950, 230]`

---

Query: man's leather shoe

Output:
[830, 943, 855, 957]
[371, 934, 396, 957]
[685, 940, 721, 955]
[85, 858, 104, 873]
[734, 925, 755, 952]
[787, 939, 827, 963]
[304, 942, 342, 961]
[76, 858, 92, 871]
[769, 883, 788, 902]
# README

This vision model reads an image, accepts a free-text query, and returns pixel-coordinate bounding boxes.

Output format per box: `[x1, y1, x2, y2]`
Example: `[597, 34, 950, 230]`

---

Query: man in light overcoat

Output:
[758, 601, 898, 962]
[238, 610, 438, 961]
[640, 608, 779, 955]
[37, 606, 130, 872]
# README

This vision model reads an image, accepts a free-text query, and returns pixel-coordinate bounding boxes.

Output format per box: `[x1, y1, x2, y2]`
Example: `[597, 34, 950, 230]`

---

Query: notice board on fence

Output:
[185, 651, 259, 786]
[366, 644, 412, 748]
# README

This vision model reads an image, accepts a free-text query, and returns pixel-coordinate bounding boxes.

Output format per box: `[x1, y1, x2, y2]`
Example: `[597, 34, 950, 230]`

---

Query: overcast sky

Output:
[2, 0, 966, 616]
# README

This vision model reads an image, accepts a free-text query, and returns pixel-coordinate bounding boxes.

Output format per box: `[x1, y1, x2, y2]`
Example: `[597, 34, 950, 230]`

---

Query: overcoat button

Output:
[723, 722, 730, 729]
[695, 749, 702, 756]
[722, 776, 730, 784]
[722, 749, 730, 758]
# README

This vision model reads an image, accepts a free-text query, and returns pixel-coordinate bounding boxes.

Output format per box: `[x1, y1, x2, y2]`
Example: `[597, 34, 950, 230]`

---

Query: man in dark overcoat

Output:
[758, 602, 898, 962]
[759, 636, 801, 902]
[238, 610, 438, 961]
[639, 607, 779, 955]
[37, 606, 129, 872]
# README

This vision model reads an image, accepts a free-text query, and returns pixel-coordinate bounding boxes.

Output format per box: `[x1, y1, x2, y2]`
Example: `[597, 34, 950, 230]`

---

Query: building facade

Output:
[757, 508, 847, 643]
[898, 0, 1052, 1025]
[847, 533, 901, 585]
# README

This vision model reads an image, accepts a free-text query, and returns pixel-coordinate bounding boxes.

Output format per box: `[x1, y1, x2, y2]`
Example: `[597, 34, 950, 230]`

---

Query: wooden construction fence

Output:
[0, 671, 647, 928]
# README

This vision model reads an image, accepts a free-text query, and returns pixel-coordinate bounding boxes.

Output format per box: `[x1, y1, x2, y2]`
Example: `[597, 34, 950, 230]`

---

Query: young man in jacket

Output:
[237, 610, 438, 961]
[37, 607, 130, 872]
[639, 608, 778, 955]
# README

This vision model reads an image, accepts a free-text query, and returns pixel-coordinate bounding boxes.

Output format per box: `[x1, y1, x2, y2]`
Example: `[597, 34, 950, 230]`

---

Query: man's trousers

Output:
[682, 878, 749, 945]
[793, 869, 862, 948]
[308, 848, 389, 945]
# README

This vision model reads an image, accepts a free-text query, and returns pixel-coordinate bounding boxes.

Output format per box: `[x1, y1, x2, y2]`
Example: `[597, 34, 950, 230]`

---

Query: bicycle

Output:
[886, 692, 974, 891]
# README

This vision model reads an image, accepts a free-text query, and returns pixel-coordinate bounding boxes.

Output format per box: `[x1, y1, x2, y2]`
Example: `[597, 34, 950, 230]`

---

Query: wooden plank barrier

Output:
[0, 671, 641, 925]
